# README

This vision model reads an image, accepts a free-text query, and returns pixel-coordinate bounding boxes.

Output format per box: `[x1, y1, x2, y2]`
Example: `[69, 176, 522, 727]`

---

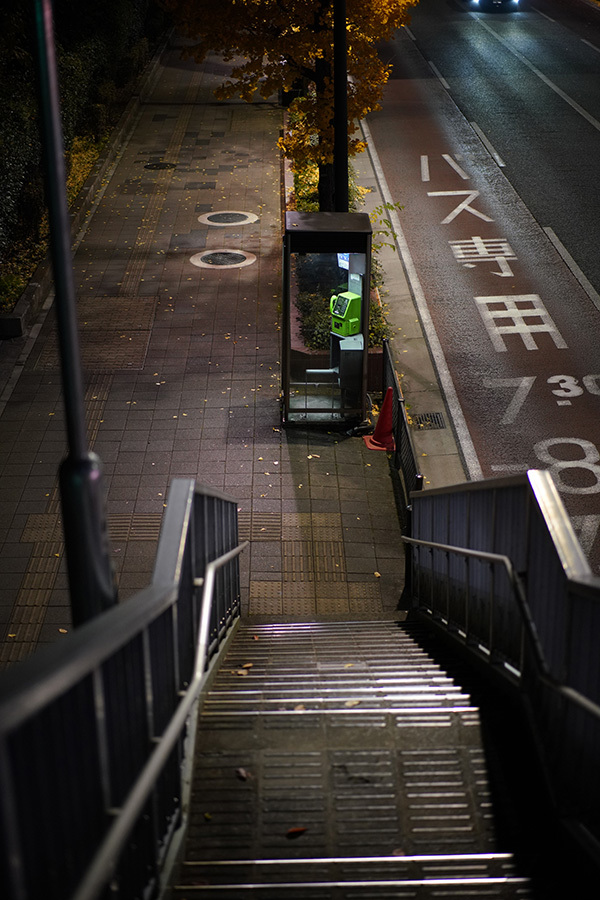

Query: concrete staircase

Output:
[172, 621, 531, 897]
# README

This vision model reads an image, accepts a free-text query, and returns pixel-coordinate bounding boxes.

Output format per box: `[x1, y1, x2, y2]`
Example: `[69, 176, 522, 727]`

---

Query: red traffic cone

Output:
[363, 386, 395, 451]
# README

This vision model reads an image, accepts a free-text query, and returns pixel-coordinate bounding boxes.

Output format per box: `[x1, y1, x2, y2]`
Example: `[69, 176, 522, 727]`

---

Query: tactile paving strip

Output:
[21, 513, 162, 544]
[108, 514, 163, 542]
[282, 540, 346, 582]
[314, 541, 346, 580]
[247, 590, 283, 617]
[21, 514, 62, 543]
[238, 511, 282, 541]
[0, 541, 64, 668]
[34, 299, 156, 371]
[35, 332, 152, 372]
[282, 512, 342, 537]
[315, 597, 350, 616]
[282, 596, 317, 616]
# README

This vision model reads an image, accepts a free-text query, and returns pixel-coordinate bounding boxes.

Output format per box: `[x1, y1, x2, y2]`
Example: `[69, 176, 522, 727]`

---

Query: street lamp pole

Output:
[33, 0, 117, 625]
[333, 0, 349, 212]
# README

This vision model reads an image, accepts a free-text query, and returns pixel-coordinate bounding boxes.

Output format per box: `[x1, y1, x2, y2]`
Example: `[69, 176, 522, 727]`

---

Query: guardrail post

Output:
[34, 0, 117, 624]
[399, 503, 414, 610]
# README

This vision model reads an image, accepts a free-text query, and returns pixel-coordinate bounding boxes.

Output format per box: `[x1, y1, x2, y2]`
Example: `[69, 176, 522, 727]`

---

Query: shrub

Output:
[296, 289, 391, 351]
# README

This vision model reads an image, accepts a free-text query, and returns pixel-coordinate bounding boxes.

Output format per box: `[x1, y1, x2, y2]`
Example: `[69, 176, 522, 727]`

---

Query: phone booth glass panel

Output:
[282, 212, 372, 424]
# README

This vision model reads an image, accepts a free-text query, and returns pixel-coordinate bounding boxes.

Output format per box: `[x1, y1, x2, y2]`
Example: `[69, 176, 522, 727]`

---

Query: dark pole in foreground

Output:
[333, 0, 349, 212]
[33, 0, 117, 625]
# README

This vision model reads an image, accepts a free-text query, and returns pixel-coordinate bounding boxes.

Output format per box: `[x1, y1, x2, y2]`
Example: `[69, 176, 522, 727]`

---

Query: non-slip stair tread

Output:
[173, 854, 529, 898]
[173, 621, 530, 896]
[178, 852, 523, 878]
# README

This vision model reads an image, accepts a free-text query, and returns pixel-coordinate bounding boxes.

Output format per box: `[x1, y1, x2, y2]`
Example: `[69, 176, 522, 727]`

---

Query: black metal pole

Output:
[33, 0, 117, 625]
[333, 0, 349, 212]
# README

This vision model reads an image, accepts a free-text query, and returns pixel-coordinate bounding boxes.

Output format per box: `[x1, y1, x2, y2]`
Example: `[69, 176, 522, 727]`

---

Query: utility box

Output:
[282, 212, 372, 424]
[330, 291, 361, 337]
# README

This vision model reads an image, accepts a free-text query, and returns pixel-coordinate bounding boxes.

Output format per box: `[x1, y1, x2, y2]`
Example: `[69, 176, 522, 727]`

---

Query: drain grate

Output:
[411, 411, 446, 430]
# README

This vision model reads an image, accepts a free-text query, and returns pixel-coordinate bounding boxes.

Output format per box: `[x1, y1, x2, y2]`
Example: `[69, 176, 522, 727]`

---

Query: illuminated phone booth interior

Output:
[282, 211, 372, 424]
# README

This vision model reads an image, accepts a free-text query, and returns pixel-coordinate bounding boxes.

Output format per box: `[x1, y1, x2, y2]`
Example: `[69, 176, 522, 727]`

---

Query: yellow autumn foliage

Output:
[162, 0, 418, 169]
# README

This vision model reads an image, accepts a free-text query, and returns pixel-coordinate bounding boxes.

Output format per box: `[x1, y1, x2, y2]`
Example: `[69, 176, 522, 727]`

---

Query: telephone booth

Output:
[282, 211, 372, 424]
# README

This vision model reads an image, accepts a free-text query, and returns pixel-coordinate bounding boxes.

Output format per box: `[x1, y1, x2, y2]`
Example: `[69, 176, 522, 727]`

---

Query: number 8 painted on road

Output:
[534, 438, 600, 494]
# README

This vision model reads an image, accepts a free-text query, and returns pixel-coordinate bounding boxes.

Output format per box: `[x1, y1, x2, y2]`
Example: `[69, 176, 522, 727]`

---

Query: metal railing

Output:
[0, 480, 247, 900]
[404, 469, 600, 864]
[382, 338, 423, 506]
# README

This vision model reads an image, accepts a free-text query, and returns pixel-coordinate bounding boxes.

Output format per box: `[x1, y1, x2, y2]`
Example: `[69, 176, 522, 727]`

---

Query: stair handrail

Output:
[403, 490, 600, 864]
[402, 534, 600, 725]
[0, 479, 247, 900]
[71, 540, 248, 900]
[402, 535, 547, 678]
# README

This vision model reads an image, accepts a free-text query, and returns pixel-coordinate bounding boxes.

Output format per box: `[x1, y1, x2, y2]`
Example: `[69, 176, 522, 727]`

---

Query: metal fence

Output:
[404, 469, 600, 864]
[381, 339, 423, 507]
[0, 480, 247, 900]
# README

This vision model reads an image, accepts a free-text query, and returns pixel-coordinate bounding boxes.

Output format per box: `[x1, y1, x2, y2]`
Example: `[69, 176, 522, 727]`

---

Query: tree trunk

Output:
[318, 162, 335, 212]
[315, 50, 334, 212]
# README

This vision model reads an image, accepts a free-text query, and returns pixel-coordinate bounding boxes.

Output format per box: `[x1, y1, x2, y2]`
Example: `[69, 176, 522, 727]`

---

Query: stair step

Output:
[174, 853, 531, 897]
[208, 622, 473, 715]
[173, 621, 529, 895]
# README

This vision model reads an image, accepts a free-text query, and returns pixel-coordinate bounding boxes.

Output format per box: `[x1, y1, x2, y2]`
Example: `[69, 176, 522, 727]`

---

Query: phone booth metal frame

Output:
[282, 211, 372, 425]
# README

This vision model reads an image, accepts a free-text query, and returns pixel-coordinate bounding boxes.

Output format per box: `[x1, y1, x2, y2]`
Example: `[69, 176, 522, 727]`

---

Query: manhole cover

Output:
[198, 210, 259, 226]
[144, 161, 176, 170]
[190, 249, 257, 269]
[203, 251, 246, 265]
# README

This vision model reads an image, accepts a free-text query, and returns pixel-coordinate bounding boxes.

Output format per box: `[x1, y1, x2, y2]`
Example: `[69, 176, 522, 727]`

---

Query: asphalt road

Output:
[397, 0, 600, 299]
[367, 0, 600, 571]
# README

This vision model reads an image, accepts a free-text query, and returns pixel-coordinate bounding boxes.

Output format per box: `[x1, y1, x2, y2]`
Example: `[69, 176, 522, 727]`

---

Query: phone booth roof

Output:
[284, 211, 372, 254]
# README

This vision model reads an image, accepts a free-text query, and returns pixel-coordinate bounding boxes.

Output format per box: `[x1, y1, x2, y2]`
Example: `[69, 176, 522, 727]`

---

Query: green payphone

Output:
[282, 212, 372, 424]
[330, 291, 361, 337]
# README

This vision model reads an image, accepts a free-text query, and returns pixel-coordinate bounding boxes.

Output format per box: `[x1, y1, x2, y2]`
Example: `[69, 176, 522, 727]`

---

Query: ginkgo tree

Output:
[161, 0, 418, 210]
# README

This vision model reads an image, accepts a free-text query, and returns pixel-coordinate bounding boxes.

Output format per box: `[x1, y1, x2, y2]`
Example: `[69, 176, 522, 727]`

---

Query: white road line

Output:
[531, 7, 555, 22]
[420, 155, 430, 182]
[470, 122, 506, 167]
[582, 38, 600, 54]
[473, 14, 600, 133]
[361, 118, 483, 481]
[428, 61, 450, 90]
[442, 154, 470, 180]
[544, 227, 600, 313]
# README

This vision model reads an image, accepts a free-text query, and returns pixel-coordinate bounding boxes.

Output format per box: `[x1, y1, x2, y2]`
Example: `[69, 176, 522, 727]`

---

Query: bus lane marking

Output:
[475, 295, 567, 352]
[361, 119, 484, 480]
[427, 189, 494, 225]
[449, 236, 516, 277]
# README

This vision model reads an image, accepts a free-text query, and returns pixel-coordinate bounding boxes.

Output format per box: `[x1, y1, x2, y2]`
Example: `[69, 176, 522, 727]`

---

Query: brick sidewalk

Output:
[0, 37, 404, 669]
